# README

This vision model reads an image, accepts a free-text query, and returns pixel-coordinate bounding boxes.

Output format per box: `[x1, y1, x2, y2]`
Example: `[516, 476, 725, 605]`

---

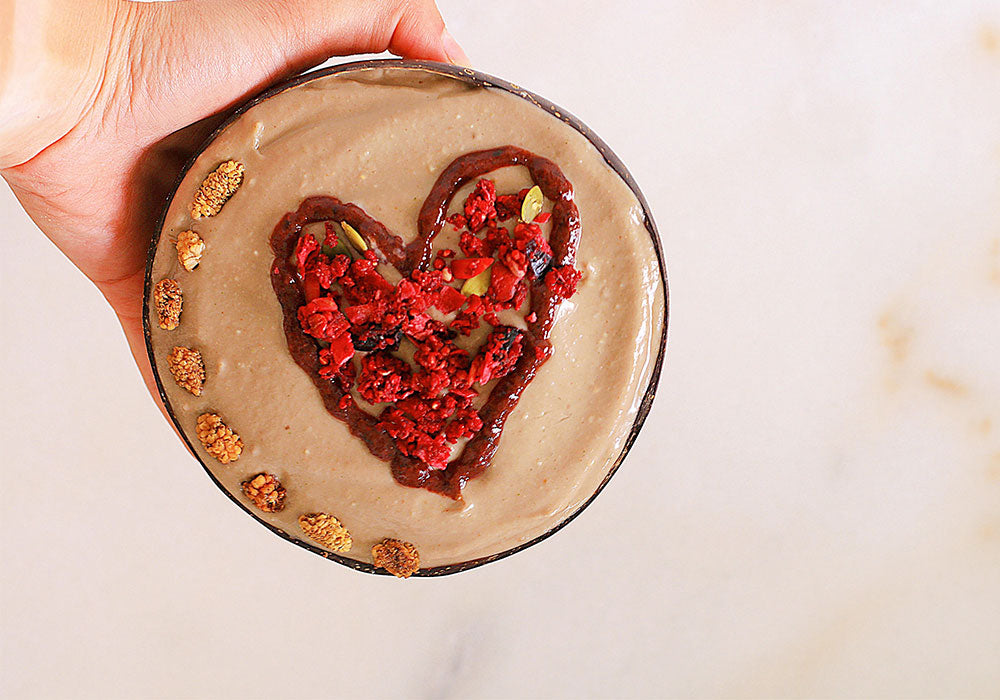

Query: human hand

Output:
[0, 0, 467, 397]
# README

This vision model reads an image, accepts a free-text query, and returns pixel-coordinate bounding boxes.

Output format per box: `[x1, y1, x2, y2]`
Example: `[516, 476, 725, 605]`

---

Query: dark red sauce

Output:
[270, 146, 581, 499]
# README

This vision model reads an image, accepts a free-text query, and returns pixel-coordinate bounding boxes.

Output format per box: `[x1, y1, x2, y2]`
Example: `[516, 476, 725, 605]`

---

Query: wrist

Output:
[0, 0, 117, 169]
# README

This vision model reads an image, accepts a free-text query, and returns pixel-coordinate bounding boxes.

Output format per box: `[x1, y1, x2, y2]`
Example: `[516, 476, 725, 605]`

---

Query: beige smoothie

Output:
[147, 64, 664, 572]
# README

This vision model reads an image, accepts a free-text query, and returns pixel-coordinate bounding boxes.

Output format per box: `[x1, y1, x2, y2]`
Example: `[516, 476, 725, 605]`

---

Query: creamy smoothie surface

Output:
[147, 65, 664, 571]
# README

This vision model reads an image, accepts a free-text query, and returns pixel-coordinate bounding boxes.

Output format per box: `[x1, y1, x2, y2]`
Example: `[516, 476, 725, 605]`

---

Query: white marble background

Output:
[2, 2, 999, 698]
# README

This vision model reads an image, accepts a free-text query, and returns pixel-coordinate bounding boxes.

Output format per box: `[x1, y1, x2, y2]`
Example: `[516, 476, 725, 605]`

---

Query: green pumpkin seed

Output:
[520, 185, 544, 223]
[325, 239, 353, 259]
[322, 233, 353, 260]
[461, 266, 492, 297]
[341, 221, 368, 251]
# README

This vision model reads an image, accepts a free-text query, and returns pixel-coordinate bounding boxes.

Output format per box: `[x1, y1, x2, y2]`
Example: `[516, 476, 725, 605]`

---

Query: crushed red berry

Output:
[459, 231, 487, 258]
[357, 352, 413, 404]
[451, 257, 493, 279]
[463, 179, 497, 232]
[435, 285, 467, 315]
[499, 247, 528, 278]
[298, 297, 350, 342]
[333, 256, 351, 279]
[452, 294, 489, 335]
[488, 260, 521, 303]
[295, 233, 320, 274]
[413, 334, 469, 376]
[317, 333, 355, 374]
[301, 273, 321, 303]
[376, 391, 484, 470]
[468, 327, 523, 385]
[495, 193, 522, 221]
[545, 265, 583, 299]
[351, 323, 402, 352]
[443, 406, 483, 442]
[482, 226, 510, 256]
[323, 221, 340, 248]
[286, 175, 581, 477]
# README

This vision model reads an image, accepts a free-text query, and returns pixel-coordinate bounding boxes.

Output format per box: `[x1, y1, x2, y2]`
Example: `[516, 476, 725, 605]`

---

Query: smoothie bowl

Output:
[143, 60, 668, 576]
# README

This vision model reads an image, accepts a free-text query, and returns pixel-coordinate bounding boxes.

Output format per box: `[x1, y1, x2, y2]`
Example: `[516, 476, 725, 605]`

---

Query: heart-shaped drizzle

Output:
[270, 146, 582, 499]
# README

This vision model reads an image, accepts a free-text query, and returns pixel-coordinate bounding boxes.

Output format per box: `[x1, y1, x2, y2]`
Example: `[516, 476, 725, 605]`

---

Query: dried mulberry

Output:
[190, 160, 244, 219]
[241, 473, 286, 512]
[176, 230, 205, 271]
[372, 538, 420, 578]
[298, 513, 352, 552]
[196, 413, 242, 464]
[153, 279, 182, 330]
[166, 346, 205, 395]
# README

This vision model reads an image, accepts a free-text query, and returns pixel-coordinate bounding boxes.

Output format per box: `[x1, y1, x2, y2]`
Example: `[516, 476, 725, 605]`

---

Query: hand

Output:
[0, 0, 468, 398]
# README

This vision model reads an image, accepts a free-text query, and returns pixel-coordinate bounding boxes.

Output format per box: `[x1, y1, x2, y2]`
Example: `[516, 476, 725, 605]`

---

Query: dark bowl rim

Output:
[142, 58, 670, 577]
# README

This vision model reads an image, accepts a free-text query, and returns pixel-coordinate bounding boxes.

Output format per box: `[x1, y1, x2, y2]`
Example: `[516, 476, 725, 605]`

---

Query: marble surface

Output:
[2, 2, 998, 698]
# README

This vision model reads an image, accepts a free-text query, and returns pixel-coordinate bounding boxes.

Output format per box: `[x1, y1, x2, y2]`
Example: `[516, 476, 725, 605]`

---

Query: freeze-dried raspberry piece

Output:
[459, 231, 487, 258]
[408, 368, 451, 398]
[435, 285, 467, 315]
[463, 179, 497, 232]
[317, 334, 356, 376]
[545, 265, 583, 299]
[357, 352, 413, 404]
[294, 233, 319, 274]
[303, 252, 343, 291]
[487, 259, 521, 303]
[495, 193, 522, 221]
[323, 221, 340, 248]
[377, 406, 451, 469]
[442, 406, 483, 442]
[469, 326, 523, 385]
[451, 257, 493, 279]
[451, 294, 491, 336]
[413, 334, 468, 374]
[298, 297, 350, 342]
[498, 247, 527, 278]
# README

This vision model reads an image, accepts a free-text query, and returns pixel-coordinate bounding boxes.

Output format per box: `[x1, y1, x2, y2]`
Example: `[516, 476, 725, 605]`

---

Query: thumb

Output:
[133, 0, 469, 136]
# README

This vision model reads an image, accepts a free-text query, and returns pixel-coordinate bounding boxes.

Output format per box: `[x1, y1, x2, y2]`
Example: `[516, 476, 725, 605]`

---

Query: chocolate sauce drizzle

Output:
[270, 146, 581, 499]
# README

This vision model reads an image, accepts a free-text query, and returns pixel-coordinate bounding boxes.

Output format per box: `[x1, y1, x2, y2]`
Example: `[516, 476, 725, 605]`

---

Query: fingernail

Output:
[441, 28, 471, 67]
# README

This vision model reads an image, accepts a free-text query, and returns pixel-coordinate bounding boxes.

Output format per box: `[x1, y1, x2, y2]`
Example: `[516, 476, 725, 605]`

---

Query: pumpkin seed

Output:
[327, 239, 354, 259]
[341, 221, 368, 251]
[520, 185, 544, 223]
[322, 235, 353, 260]
[461, 266, 492, 297]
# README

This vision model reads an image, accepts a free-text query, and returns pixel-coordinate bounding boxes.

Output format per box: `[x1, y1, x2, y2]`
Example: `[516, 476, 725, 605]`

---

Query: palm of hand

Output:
[2, 0, 461, 393]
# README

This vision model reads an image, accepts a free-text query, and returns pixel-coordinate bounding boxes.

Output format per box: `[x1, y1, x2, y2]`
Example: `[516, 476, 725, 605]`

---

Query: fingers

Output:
[132, 0, 469, 139]
[378, 0, 471, 66]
